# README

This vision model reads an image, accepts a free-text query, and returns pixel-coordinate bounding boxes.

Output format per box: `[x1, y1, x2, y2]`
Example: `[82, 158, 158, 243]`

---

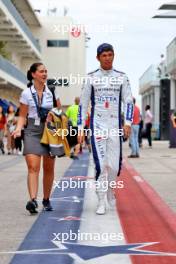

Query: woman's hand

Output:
[12, 128, 21, 138]
[46, 113, 53, 123]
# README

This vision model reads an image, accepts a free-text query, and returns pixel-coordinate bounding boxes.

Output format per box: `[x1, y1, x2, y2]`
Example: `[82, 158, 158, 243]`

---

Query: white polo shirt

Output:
[20, 85, 59, 118]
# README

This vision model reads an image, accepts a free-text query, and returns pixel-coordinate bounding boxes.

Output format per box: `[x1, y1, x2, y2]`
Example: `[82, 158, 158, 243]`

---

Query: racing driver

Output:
[78, 43, 133, 215]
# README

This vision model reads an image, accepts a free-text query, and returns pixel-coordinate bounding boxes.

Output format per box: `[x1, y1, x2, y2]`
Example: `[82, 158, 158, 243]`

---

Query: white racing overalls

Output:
[78, 67, 133, 200]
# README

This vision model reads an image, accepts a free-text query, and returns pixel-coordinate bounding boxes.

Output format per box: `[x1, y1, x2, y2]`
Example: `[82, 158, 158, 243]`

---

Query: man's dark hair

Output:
[97, 43, 114, 56]
[145, 105, 150, 111]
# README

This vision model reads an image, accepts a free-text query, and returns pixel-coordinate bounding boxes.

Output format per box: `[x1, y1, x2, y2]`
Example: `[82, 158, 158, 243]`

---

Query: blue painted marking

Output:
[7, 241, 166, 260]
[9, 152, 89, 264]
[55, 242, 162, 259]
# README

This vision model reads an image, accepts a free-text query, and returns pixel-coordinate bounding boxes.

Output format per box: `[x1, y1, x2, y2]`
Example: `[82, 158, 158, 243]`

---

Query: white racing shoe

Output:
[96, 194, 106, 215]
[96, 202, 106, 215]
[107, 187, 116, 208]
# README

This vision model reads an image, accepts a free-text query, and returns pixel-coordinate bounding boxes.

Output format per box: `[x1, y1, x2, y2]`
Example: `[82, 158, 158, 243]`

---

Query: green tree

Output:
[0, 41, 10, 59]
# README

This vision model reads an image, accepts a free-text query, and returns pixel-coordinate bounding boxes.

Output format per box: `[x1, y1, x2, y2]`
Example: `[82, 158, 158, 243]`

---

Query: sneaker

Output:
[107, 188, 116, 207]
[73, 155, 79, 160]
[42, 198, 53, 211]
[96, 195, 106, 215]
[128, 154, 137, 158]
[96, 203, 106, 215]
[26, 199, 38, 214]
[33, 199, 38, 208]
[70, 153, 79, 160]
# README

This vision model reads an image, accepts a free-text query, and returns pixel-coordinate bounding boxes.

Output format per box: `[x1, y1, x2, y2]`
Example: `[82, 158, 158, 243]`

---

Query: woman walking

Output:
[6, 105, 16, 155]
[145, 105, 153, 148]
[14, 108, 24, 155]
[0, 106, 6, 154]
[13, 62, 61, 214]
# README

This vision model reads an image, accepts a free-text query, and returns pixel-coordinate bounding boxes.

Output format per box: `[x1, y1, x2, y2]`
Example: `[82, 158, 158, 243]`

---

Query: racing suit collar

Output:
[99, 67, 114, 74]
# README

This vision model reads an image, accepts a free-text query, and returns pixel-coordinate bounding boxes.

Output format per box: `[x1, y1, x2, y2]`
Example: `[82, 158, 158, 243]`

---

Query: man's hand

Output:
[123, 125, 131, 139]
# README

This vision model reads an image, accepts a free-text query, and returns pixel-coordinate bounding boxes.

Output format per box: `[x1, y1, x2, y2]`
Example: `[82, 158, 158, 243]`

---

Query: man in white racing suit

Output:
[78, 43, 133, 215]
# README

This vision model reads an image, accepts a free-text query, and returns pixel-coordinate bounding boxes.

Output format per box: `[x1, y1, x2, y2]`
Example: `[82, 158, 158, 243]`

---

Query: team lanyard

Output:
[30, 87, 44, 118]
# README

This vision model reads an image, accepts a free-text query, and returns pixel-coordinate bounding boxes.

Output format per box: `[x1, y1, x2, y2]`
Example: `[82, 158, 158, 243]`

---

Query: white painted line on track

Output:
[74, 158, 132, 264]
[133, 175, 144, 183]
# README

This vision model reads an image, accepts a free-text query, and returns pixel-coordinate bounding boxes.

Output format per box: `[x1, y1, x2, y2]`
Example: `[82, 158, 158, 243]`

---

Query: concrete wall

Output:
[0, 14, 86, 108]
[31, 16, 86, 107]
[141, 85, 160, 138]
[170, 78, 176, 110]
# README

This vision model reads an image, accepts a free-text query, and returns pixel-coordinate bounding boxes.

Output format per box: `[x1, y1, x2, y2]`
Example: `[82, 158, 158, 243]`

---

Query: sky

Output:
[30, 0, 176, 102]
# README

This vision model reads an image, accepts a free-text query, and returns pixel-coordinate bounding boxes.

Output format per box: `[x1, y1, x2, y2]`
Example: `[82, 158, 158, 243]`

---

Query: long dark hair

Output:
[7, 105, 15, 114]
[27, 62, 43, 88]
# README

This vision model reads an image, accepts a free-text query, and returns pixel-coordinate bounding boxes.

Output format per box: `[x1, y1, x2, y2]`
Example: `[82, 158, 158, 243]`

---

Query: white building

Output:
[31, 16, 86, 107]
[0, 0, 86, 108]
[0, 0, 41, 105]
[167, 37, 176, 111]
[139, 65, 160, 138]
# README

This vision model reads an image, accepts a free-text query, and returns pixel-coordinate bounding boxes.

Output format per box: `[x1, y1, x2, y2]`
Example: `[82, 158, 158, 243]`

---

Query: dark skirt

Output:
[23, 118, 49, 156]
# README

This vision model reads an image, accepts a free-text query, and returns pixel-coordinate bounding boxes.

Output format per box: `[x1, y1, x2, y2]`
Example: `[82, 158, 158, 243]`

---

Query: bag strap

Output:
[48, 87, 57, 107]
[29, 83, 57, 109]
[29, 87, 41, 118]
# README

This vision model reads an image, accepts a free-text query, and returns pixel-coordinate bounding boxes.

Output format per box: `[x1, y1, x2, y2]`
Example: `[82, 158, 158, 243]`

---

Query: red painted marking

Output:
[116, 160, 176, 263]
[59, 216, 81, 221]
[63, 176, 94, 180]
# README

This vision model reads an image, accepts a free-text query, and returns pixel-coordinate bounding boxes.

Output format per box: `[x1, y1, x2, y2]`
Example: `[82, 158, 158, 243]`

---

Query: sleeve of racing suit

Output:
[77, 76, 92, 130]
[122, 74, 133, 127]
